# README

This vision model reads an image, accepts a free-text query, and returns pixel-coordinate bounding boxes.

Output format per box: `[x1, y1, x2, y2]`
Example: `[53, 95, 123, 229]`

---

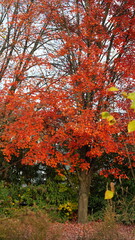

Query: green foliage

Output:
[0, 182, 20, 212]
[116, 197, 135, 225]
[0, 176, 78, 221]
[0, 173, 134, 224]
[0, 154, 47, 184]
[88, 175, 135, 225]
[88, 175, 107, 215]
[44, 175, 77, 207]
[88, 210, 104, 222]
[114, 179, 135, 225]
[0, 182, 42, 211]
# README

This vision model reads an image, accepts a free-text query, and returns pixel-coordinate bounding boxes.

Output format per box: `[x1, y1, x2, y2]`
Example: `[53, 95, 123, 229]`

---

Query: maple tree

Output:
[0, 0, 135, 223]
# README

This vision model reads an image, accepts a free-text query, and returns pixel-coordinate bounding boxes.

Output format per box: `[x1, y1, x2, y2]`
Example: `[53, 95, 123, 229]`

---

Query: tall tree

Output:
[0, 0, 135, 223]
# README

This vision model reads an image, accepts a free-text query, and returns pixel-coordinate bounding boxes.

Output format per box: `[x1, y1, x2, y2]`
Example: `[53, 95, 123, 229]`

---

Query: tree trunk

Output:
[78, 169, 93, 223]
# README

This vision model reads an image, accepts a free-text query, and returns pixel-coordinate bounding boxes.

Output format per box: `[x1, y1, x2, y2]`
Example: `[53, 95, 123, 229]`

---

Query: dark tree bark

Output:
[78, 169, 93, 223]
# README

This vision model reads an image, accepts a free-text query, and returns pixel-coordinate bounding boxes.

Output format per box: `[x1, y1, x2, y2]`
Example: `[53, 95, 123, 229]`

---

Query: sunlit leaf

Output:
[104, 190, 114, 200]
[121, 92, 128, 98]
[101, 113, 116, 125]
[127, 92, 135, 100]
[128, 120, 135, 133]
[107, 115, 116, 125]
[107, 87, 119, 92]
[130, 101, 135, 109]
[101, 112, 110, 119]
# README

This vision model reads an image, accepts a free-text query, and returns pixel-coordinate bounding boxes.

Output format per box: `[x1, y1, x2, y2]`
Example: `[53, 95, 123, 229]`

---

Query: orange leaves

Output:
[0, 0, 134, 179]
[79, 162, 90, 170]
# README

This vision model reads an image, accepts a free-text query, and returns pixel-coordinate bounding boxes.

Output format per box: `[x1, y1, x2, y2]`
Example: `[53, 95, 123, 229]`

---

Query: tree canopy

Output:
[0, 0, 135, 222]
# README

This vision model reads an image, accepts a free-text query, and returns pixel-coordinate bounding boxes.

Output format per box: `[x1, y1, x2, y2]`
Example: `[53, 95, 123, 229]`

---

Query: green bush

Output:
[114, 179, 135, 225]
[115, 196, 135, 225]
[0, 179, 78, 221]
[88, 175, 107, 215]
[88, 210, 104, 222]
[0, 175, 134, 224]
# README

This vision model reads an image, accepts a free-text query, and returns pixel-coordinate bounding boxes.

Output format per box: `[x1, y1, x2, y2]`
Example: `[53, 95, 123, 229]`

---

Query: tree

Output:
[0, 0, 135, 223]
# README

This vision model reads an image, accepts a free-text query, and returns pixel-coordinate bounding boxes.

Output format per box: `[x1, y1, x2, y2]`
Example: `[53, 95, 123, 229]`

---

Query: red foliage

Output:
[51, 222, 135, 240]
[0, 0, 135, 178]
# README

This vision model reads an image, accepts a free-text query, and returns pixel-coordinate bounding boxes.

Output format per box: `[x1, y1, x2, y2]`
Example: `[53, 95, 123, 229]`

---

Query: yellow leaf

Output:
[130, 101, 135, 109]
[104, 190, 114, 200]
[128, 120, 135, 133]
[127, 92, 135, 101]
[107, 115, 116, 125]
[101, 112, 110, 119]
[121, 92, 128, 98]
[107, 87, 119, 92]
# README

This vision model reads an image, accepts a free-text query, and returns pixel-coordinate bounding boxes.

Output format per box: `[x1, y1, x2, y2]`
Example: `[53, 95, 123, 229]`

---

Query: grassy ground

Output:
[0, 209, 134, 240]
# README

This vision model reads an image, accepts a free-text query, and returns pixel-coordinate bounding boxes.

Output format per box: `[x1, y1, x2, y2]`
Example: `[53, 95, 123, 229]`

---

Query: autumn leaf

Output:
[127, 92, 135, 101]
[121, 92, 128, 98]
[130, 101, 135, 109]
[128, 120, 135, 133]
[101, 112, 110, 119]
[107, 87, 119, 92]
[101, 112, 116, 125]
[104, 190, 114, 200]
[106, 115, 116, 125]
